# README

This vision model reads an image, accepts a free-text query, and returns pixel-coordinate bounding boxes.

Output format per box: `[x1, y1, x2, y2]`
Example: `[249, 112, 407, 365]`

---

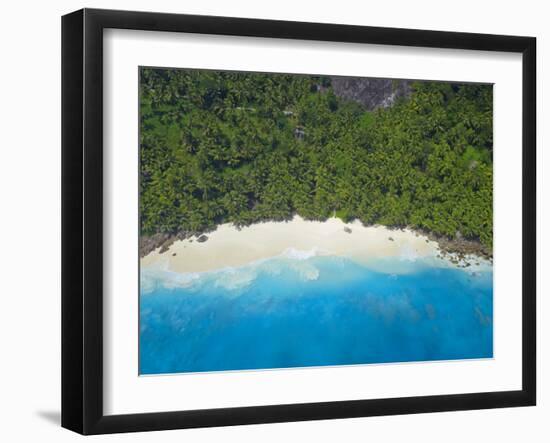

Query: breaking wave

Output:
[141, 248, 327, 295]
[141, 246, 492, 296]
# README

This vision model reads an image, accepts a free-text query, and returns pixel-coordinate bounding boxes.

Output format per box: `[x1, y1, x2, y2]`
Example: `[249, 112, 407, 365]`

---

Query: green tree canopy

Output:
[140, 68, 493, 250]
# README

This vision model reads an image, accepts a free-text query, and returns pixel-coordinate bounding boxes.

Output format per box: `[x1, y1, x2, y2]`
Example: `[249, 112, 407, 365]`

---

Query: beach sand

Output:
[141, 216, 444, 274]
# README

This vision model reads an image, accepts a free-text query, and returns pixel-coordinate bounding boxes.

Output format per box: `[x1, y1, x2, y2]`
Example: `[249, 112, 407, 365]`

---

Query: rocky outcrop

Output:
[434, 235, 493, 263]
[140, 230, 214, 257]
[139, 231, 189, 257]
[330, 77, 412, 111]
[415, 229, 493, 263]
[140, 233, 173, 257]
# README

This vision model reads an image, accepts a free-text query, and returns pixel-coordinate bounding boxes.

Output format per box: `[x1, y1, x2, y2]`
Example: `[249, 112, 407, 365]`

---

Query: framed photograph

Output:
[62, 8, 536, 435]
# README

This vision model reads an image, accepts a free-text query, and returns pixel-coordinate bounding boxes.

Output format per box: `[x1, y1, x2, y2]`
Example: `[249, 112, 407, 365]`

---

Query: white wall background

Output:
[0, 0, 546, 441]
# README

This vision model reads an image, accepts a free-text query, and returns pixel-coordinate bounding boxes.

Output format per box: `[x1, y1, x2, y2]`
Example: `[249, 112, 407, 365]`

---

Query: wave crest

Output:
[280, 247, 321, 260]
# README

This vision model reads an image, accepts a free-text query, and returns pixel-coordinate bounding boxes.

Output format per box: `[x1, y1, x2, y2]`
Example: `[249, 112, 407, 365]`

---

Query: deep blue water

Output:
[139, 254, 492, 375]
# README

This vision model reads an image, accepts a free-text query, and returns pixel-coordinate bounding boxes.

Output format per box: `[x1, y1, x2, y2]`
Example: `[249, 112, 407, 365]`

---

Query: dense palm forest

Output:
[139, 68, 493, 251]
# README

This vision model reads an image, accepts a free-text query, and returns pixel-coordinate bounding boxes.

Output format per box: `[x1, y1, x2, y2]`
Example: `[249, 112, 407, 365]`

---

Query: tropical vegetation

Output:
[139, 68, 493, 249]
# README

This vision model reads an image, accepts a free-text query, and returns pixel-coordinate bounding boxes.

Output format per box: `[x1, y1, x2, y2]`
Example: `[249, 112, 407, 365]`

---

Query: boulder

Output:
[330, 77, 411, 111]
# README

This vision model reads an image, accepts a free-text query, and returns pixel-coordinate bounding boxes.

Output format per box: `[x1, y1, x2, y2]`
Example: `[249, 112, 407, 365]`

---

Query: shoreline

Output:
[140, 216, 491, 275]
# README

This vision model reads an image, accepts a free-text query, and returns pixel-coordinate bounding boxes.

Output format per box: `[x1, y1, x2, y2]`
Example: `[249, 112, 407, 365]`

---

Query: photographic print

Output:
[138, 67, 493, 375]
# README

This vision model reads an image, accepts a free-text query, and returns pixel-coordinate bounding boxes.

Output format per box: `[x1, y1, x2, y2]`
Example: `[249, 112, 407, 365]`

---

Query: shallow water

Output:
[139, 254, 493, 375]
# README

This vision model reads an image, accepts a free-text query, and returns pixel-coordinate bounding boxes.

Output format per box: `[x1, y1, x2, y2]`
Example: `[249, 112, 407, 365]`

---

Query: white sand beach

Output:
[141, 216, 446, 274]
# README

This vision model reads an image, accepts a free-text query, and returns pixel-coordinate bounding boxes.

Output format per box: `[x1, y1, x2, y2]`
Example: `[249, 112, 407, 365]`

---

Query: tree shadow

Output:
[36, 410, 61, 426]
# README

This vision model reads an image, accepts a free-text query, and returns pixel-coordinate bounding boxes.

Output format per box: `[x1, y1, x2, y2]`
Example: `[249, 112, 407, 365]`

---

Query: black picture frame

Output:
[62, 8, 536, 435]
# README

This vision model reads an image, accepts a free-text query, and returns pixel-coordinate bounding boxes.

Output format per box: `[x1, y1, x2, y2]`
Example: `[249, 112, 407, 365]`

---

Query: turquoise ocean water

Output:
[139, 252, 493, 375]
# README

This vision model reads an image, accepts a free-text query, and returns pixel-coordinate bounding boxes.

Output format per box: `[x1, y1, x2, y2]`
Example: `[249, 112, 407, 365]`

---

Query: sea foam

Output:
[141, 248, 326, 294]
[141, 248, 490, 296]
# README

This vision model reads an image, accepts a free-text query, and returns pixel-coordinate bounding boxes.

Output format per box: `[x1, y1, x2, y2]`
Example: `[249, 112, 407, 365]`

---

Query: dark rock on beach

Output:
[197, 234, 209, 243]
[159, 237, 175, 254]
[344, 226, 352, 234]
